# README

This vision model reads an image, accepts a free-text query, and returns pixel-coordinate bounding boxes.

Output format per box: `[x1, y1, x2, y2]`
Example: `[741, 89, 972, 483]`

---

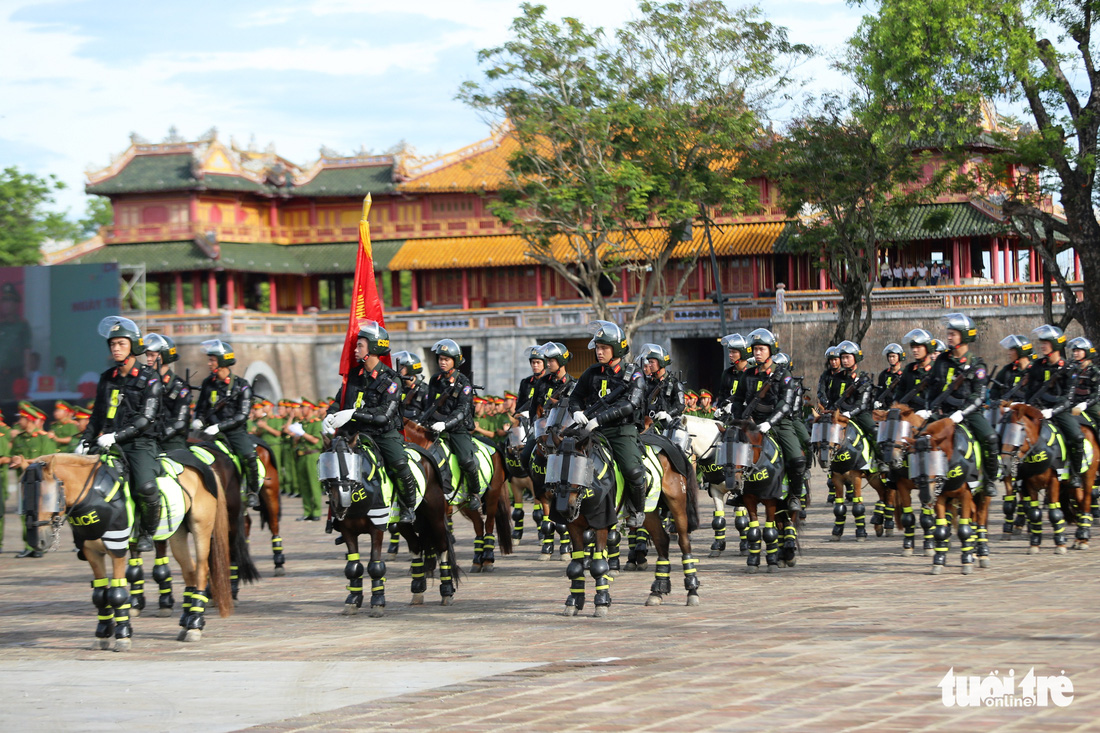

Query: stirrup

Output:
[133, 534, 154, 553]
[246, 491, 260, 509]
[465, 491, 482, 512]
[623, 509, 646, 529]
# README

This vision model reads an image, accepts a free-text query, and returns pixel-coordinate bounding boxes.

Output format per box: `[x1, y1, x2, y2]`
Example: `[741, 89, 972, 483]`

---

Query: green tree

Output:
[852, 0, 1100, 339]
[0, 166, 74, 266]
[459, 2, 807, 339]
[78, 196, 113, 239]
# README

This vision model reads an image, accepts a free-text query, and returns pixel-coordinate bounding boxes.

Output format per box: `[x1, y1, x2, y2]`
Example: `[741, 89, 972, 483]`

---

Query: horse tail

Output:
[683, 462, 701, 534]
[421, 455, 458, 588]
[208, 472, 235, 618]
[494, 453, 513, 555]
[233, 511, 262, 585]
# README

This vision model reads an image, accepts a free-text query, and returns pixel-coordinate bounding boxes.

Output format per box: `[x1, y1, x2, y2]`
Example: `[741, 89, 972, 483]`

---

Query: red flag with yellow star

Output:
[339, 195, 389, 391]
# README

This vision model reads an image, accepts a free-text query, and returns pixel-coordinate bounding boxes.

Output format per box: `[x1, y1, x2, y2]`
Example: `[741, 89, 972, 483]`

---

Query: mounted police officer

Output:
[889, 329, 937, 409]
[421, 339, 482, 511]
[528, 342, 574, 418]
[824, 341, 876, 441]
[144, 333, 191, 453]
[921, 314, 999, 492]
[515, 346, 545, 416]
[1068, 337, 1100, 428]
[639, 343, 684, 432]
[325, 322, 418, 524]
[567, 320, 648, 528]
[773, 352, 811, 461]
[876, 343, 905, 406]
[726, 328, 809, 505]
[817, 346, 842, 410]
[195, 340, 260, 509]
[715, 333, 749, 413]
[393, 350, 428, 419]
[988, 335, 1033, 403]
[1024, 325, 1084, 489]
[80, 316, 162, 552]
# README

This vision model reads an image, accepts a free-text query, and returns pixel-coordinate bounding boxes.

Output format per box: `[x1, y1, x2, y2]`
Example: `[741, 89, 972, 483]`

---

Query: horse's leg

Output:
[607, 523, 622, 573]
[852, 473, 867, 541]
[669, 480, 699, 605]
[921, 502, 936, 556]
[931, 497, 950, 574]
[341, 527, 365, 614]
[557, 519, 571, 559]
[563, 522, 587, 616]
[86, 545, 115, 650]
[1026, 480, 1045, 553]
[532, 494, 547, 545]
[958, 492, 976, 574]
[975, 492, 991, 568]
[182, 508, 214, 642]
[152, 540, 174, 616]
[387, 526, 401, 556]
[170, 529, 197, 635]
[125, 547, 146, 617]
[510, 477, 525, 541]
[480, 477, 502, 572]
[830, 471, 847, 541]
[895, 483, 915, 556]
[1049, 479, 1068, 554]
[1002, 480, 1020, 537]
[763, 501, 781, 571]
[591, 528, 611, 618]
[645, 510, 672, 606]
[537, 495, 554, 560]
[708, 485, 727, 557]
[582, 527, 596, 569]
[871, 478, 886, 537]
[883, 481, 896, 536]
[262, 464, 286, 576]
[107, 552, 133, 651]
[460, 504, 485, 573]
[1076, 471, 1094, 550]
[745, 498, 762, 573]
[407, 527, 426, 605]
[366, 524, 387, 617]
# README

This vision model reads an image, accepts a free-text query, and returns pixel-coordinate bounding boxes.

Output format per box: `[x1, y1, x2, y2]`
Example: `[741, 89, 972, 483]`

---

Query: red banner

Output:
[339, 195, 388, 389]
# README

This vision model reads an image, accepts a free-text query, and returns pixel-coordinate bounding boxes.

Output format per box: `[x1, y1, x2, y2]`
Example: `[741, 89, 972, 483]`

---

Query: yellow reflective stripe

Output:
[103, 479, 122, 503]
[599, 379, 608, 397]
[547, 388, 554, 398]
[354, 392, 363, 408]
[106, 389, 120, 419]
[93, 578, 109, 588]
[597, 462, 608, 480]
[839, 382, 846, 395]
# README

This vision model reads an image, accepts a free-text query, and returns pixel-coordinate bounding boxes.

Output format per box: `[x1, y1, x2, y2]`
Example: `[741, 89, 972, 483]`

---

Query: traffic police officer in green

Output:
[144, 333, 191, 453]
[421, 339, 483, 510]
[567, 320, 648, 527]
[80, 316, 162, 552]
[326, 321, 418, 524]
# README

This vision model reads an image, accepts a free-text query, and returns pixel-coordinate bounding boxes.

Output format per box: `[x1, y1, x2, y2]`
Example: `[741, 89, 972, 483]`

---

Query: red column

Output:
[192, 272, 202, 309]
[237, 274, 245, 309]
[295, 277, 304, 315]
[308, 201, 317, 227]
[1004, 241, 1013, 283]
[991, 237, 1001, 283]
[269, 200, 278, 229]
[696, 261, 705, 299]
[1075, 251, 1082, 280]
[1029, 248, 1037, 282]
[207, 271, 218, 313]
[189, 193, 199, 224]
[461, 270, 469, 310]
[226, 272, 235, 310]
[269, 275, 278, 314]
[174, 273, 184, 315]
[410, 272, 419, 311]
[390, 272, 401, 308]
[817, 265, 826, 291]
[751, 256, 760, 298]
[952, 239, 961, 285]
[535, 267, 543, 307]
[622, 267, 629, 304]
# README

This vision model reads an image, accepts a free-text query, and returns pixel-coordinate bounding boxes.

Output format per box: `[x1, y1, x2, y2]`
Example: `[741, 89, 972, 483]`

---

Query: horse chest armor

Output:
[68, 464, 127, 542]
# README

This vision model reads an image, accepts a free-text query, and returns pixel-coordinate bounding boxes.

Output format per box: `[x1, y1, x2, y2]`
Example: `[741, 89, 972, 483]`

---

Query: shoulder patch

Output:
[784, 376, 792, 383]
[463, 385, 471, 395]
[148, 378, 158, 385]
[633, 371, 643, 381]
[387, 382, 398, 394]
[975, 367, 987, 380]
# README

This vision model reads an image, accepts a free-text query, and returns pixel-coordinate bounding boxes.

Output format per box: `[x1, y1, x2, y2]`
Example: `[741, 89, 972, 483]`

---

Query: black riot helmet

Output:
[747, 328, 779, 358]
[98, 316, 145, 358]
[587, 320, 628, 359]
[540, 342, 571, 369]
[882, 343, 906, 360]
[431, 338, 464, 365]
[357, 320, 391, 356]
[144, 332, 178, 365]
[999, 335, 1034, 361]
[639, 343, 672, 370]
[942, 313, 978, 344]
[202, 339, 236, 368]
[392, 350, 423, 376]
[836, 340, 864, 363]
[1069, 336, 1097, 360]
[1031, 324, 1067, 353]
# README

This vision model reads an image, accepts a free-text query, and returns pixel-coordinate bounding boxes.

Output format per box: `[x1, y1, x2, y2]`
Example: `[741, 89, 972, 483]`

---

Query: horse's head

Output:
[318, 437, 369, 521]
[905, 419, 956, 501]
[543, 426, 595, 522]
[874, 407, 913, 471]
[716, 421, 764, 495]
[19, 455, 72, 554]
[997, 402, 1044, 480]
[810, 410, 847, 471]
[682, 414, 722, 463]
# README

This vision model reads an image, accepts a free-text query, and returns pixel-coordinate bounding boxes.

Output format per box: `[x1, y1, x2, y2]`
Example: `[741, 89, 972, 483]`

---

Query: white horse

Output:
[681, 415, 749, 557]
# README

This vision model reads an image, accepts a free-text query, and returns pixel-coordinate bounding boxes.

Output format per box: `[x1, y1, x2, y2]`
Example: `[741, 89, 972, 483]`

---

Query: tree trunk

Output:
[1077, 244, 1100, 343]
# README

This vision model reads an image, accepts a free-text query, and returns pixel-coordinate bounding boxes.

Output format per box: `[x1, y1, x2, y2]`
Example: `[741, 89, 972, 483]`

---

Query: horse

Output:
[543, 414, 700, 615]
[321, 434, 458, 615]
[20, 452, 233, 649]
[403, 419, 512, 572]
[873, 405, 938, 557]
[997, 403, 1099, 554]
[811, 410, 894, 541]
[524, 417, 577, 562]
[502, 419, 534, 541]
[719, 420, 799, 572]
[903, 416, 992, 574]
[682, 414, 750, 558]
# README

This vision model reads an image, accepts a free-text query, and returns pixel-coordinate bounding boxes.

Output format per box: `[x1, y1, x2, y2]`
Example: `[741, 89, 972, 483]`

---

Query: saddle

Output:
[65, 459, 129, 552]
[640, 432, 690, 478]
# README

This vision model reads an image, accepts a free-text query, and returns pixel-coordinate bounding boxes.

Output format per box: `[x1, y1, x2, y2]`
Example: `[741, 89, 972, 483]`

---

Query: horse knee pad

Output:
[762, 526, 779, 545]
[1002, 498, 1017, 518]
[711, 515, 726, 532]
[566, 559, 585, 580]
[1092, 487, 1100, 503]
[589, 558, 609, 578]
[344, 560, 364, 581]
[511, 506, 524, 522]
[1049, 507, 1065, 525]
[582, 528, 597, 547]
[832, 503, 847, 519]
[746, 526, 762, 543]
[125, 560, 144, 585]
[901, 512, 916, 529]
[932, 524, 950, 542]
[107, 585, 128, 609]
[1026, 506, 1042, 523]
[92, 586, 107, 609]
[957, 524, 974, 542]
[851, 502, 866, 518]
[152, 562, 171, 585]
[532, 507, 544, 525]
[607, 529, 621, 546]
[367, 560, 385, 581]
[919, 512, 934, 531]
[555, 522, 568, 536]
[733, 513, 749, 532]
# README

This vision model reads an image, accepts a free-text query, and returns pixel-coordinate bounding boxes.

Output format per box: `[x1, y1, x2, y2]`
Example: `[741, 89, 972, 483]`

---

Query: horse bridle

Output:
[998, 418, 1032, 480]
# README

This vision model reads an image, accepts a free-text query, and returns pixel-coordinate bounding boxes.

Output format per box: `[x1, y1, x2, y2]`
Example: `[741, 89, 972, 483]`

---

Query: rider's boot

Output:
[623, 464, 647, 529]
[460, 459, 482, 512]
[134, 481, 160, 553]
[1066, 442, 1084, 490]
[981, 435, 1002, 494]
[394, 464, 419, 524]
[243, 455, 262, 510]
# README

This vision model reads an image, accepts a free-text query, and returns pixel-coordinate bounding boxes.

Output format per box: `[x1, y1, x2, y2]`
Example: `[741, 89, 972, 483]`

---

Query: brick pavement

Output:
[2, 476, 1099, 731]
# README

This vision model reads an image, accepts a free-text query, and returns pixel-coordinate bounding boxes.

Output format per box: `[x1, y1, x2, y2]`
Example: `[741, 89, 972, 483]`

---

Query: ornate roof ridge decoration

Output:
[401, 122, 512, 182]
[292, 152, 396, 187]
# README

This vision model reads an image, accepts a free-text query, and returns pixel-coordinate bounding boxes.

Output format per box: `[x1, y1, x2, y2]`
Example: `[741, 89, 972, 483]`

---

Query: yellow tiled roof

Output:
[388, 221, 786, 271]
[399, 135, 517, 193]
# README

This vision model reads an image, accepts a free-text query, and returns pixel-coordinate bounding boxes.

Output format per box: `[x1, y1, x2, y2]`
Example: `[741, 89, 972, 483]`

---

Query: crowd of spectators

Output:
[878, 259, 949, 287]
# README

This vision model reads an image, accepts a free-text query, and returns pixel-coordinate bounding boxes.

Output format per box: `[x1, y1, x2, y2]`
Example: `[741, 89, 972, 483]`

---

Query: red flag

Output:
[339, 195, 389, 405]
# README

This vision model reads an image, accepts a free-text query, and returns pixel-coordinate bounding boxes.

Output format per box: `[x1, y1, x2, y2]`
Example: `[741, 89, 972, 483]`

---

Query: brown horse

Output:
[248, 441, 285, 575]
[997, 404, 1099, 554]
[502, 420, 534, 542]
[403, 418, 512, 572]
[20, 453, 232, 649]
[902, 417, 991, 574]
[873, 405, 941, 557]
[811, 410, 893, 542]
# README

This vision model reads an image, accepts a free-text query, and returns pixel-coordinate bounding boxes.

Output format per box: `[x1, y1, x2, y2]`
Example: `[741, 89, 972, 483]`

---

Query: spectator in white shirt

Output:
[916, 260, 928, 285]
[904, 264, 916, 285]
[892, 264, 903, 287]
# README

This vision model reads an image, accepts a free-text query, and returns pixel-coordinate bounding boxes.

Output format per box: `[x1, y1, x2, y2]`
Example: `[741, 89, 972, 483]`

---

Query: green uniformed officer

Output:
[48, 401, 81, 453]
[292, 400, 323, 521]
[13, 403, 57, 557]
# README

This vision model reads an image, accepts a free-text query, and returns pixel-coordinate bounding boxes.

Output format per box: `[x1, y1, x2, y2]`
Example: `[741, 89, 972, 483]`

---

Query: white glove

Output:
[572, 411, 589, 427]
[712, 405, 727, 418]
[430, 421, 446, 433]
[948, 410, 964, 424]
[97, 433, 116, 449]
[322, 414, 338, 433]
[287, 422, 305, 437]
[915, 410, 932, 419]
[191, 419, 203, 431]
[203, 424, 220, 436]
[1074, 402, 1088, 415]
[1041, 408, 1053, 420]
[515, 411, 529, 420]
[873, 401, 882, 409]
[655, 411, 672, 423]
[841, 411, 852, 419]
[757, 421, 771, 433]
[74, 440, 90, 455]
[584, 417, 600, 433]
[331, 409, 355, 429]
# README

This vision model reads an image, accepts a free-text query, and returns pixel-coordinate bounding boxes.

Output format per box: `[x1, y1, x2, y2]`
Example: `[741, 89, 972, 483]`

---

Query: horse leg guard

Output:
[179, 586, 196, 628]
[607, 528, 621, 572]
[884, 505, 896, 531]
[229, 564, 240, 600]
[388, 529, 400, 556]
[682, 554, 699, 597]
[763, 522, 780, 568]
[852, 499, 867, 539]
[482, 534, 497, 567]
[152, 556, 174, 611]
[126, 557, 146, 613]
[920, 506, 935, 551]
[344, 553, 365, 609]
[591, 551, 610, 610]
[958, 519, 975, 568]
[932, 519, 950, 568]
[975, 525, 989, 558]
[1076, 513, 1093, 544]
[832, 500, 847, 538]
[1049, 504, 1067, 547]
[92, 578, 114, 640]
[901, 507, 916, 550]
[826, 478, 835, 504]
[1002, 494, 1017, 535]
[186, 590, 207, 631]
[566, 551, 586, 611]
[734, 508, 750, 553]
[781, 524, 798, 562]
[557, 523, 570, 557]
[871, 501, 885, 527]
[650, 558, 672, 596]
[439, 560, 455, 601]
[532, 506, 545, 539]
[632, 528, 650, 569]
[271, 536, 285, 572]
[710, 510, 727, 554]
[582, 528, 597, 569]
[471, 536, 484, 571]
[1092, 487, 1100, 520]
[746, 521, 762, 569]
[540, 517, 555, 556]
[103, 578, 132, 643]
[1027, 501, 1043, 546]
[368, 560, 386, 610]
[511, 501, 524, 540]
[410, 555, 427, 595]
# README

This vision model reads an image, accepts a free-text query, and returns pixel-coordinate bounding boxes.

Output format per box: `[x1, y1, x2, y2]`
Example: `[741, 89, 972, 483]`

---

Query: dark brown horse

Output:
[873, 405, 940, 557]
[811, 410, 893, 541]
[403, 419, 512, 572]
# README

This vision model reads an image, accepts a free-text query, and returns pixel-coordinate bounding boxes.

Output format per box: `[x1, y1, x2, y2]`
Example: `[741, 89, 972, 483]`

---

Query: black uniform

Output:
[156, 369, 191, 453]
[1071, 360, 1100, 428]
[400, 375, 428, 419]
[823, 368, 876, 440]
[520, 371, 575, 470]
[1024, 354, 1083, 483]
[567, 360, 647, 515]
[84, 361, 163, 537]
[196, 372, 259, 499]
[816, 367, 837, 409]
[645, 371, 685, 430]
[875, 367, 904, 405]
[892, 360, 935, 410]
[926, 350, 998, 486]
[331, 360, 418, 517]
[732, 361, 808, 497]
[516, 373, 542, 414]
[715, 364, 744, 410]
[421, 369, 482, 500]
[987, 361, 1029, 404]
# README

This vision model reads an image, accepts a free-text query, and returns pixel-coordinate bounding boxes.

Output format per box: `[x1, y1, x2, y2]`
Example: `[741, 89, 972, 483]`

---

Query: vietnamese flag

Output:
[339, 195, 389, 404]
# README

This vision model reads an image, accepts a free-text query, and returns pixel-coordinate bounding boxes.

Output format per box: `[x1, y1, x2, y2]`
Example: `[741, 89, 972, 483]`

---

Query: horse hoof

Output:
[828, 535, 841, 543]
[766, 564, 777, 573]
[645, 594, 662, 606]
[562, 606, 578, 617]
[482, 563, 495, 573]
[961, 564, 973, 575]
[874, 526, 884, 537]
[708, 550, 722, 558]
[470, 564, 482, 573]
[273, 566, 286, 577]
[183, 629, 202, 643]
[537, 554, 551, 562]
[113, 638, 132, 652]
[624, 562, 638, 572]
[930, 565, 943, 575]
[156, 607, 172, 618]
[746, 565, 758, 574]
[1028, 545, 1040, 555]
[635, 561, 648, 572]
[1054, 545, 1067, 555]
[94, 638, 112, 650]
[786, 558, 797, 567]
[410, 593, 424, 606]
[593, 606, 609, 618]
[1078, 543, 1090, 551]
[369, 606, 385, 618]
[979, 557, 991, 568]
[130, 607, 141, 619]
[901, 548, 913, 557]
[885, 528, 894, 537]
[686, 594, 700, 607]
[440, 596, 454, 606]
[342, 604, 360, 616]
[607, 569, 619, 578]
[176, 629, 187, 642]
[387, 551, 398, 559]
[855, 537, 866, 543]
[558, 554, 567, 562]
[924, 548, 935, 557]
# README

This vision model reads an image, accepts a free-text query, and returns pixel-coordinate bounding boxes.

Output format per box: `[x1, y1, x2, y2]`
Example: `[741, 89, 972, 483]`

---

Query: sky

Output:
[0, 0, 867, 217]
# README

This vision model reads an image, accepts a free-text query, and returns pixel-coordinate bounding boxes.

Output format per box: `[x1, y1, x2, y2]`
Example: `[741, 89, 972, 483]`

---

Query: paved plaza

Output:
[2, 476, 1098, 732]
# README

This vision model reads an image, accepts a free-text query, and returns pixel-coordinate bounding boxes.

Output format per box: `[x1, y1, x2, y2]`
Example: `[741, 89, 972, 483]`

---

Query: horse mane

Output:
[38, 453, 97, 474]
